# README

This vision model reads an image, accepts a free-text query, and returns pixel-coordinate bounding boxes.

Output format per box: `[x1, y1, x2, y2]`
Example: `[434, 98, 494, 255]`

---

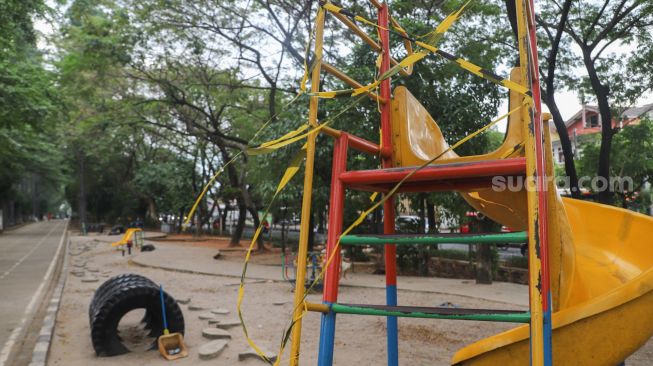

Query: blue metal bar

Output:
[317, 304, 337, 366]
[386, 284, 398, 366]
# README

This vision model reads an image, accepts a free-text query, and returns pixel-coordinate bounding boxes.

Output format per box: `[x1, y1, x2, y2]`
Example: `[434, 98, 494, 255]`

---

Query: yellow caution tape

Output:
[276, 145, 307, 194]
[258, 124, 309, 148]
[315, 2, 532, 101]
[309, 51, 428, 99]
[182, 151, 243, 228]
[415, 41, 532, 98]
[321, 3, 388, 31]
[428, 1, 470, 44]
[236, 96, 368, 364]
[310, 2, 473, 99]
[247, 123, 328, 156]
[237, 145, 307, 364]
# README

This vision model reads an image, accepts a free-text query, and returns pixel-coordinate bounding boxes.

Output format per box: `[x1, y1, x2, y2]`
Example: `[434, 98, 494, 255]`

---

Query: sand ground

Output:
[47, 234, 653, 365]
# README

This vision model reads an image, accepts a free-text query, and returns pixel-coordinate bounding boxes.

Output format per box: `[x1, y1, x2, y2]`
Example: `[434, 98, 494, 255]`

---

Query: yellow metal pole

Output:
[289, 6, 326, 366]
[515, 0, 544, 365]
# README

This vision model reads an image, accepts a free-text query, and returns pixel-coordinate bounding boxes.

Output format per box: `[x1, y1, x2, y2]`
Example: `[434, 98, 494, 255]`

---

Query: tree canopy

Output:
[1, 0, 651, 238]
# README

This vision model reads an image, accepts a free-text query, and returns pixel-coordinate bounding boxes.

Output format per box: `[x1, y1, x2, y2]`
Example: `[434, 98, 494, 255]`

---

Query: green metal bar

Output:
[340, 231, 527, 245]
[330, 304, 531, 323]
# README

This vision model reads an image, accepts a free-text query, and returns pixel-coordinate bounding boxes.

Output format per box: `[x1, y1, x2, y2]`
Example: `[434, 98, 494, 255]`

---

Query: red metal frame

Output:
[377, 5, 399, 366]
[342, 132, 380, 155]
[378, 3, 395, 285]
[323, 135, 349, 302]
[527, 0, 550, 314]
[340, 158, 526, 186]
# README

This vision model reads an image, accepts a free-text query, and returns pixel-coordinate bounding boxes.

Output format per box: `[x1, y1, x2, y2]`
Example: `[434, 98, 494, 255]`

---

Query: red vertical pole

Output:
[378, 3, 398, 366]
[527, 0, 549, 312]
[527, 0, 552, 363]
[317, 134, 348, 366]
[323, 135, 349, 302]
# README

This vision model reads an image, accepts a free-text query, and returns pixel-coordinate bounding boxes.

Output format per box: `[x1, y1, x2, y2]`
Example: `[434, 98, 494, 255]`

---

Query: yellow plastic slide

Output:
[390, 70, 653, 365]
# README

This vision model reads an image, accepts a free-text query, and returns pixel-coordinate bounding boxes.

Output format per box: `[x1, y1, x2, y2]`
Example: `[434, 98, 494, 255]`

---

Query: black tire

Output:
[89, 274, 154, 317]
[90, 276, 155, 315]
[91, 279, 163, 338]
[90, 278, 158, 323]
[90, 285, 184, 357]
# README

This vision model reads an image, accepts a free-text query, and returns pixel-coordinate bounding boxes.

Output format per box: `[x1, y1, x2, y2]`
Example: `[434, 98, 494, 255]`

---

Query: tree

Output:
[538, 0, 653, 204]
[534, 0, 581, 197]
[0, 0, 64, 224]
[127, 59, 270, 248]
[578, 119, 653, 210]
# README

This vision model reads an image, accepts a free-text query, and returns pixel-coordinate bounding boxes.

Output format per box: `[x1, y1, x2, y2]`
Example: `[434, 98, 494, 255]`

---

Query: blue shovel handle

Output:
[159, 285, 169, 334]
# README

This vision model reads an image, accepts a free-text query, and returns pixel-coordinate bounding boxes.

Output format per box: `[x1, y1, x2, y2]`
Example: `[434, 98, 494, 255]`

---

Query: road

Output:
[438, 243, 524, 260]
[0, 220, 67, 366]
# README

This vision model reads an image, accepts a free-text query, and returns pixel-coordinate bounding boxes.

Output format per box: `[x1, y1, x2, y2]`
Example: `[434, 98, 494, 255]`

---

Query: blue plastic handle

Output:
[159, 285, 168, 332]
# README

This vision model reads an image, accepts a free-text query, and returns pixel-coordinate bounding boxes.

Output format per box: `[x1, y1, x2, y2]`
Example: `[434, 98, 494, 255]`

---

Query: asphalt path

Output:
[0, 220, 67, 366]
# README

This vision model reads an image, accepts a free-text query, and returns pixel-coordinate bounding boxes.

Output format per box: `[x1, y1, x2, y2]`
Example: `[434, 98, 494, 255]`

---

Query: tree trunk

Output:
[77, 151, 87, 228]
[418, 194, 426, 233]
[231, 200, 247, 246]
[417, 195, 428, 276]
[216, 144, 258, 246]
[543, 93, 581, 197]
[177, 207, 184, 233]
[582, 50, 615, 204]
[246, 203, 265, 251]
[474, 218, 495, 284]
[221, 204, 229, 234]
[145, 197, 158, 224]
[427, 202, 437, 233]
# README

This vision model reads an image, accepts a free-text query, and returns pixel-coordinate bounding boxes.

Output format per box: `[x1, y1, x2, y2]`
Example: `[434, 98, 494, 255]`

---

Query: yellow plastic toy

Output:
[110, 228, 143, 248]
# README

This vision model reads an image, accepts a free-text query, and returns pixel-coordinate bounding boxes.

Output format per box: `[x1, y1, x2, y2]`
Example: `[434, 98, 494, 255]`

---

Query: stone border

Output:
[28, 234, 69, 366]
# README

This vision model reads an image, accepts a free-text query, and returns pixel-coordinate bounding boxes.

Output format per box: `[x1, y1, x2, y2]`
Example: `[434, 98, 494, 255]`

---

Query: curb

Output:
[29, 234, 69, 366]
[128, 258, 281, 282]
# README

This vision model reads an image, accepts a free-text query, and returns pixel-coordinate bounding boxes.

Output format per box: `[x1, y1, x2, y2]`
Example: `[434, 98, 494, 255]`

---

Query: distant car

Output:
[395, 215, 420, 233]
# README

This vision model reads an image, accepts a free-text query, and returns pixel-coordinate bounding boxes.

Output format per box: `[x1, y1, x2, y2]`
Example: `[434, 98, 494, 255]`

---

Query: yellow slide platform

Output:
[453, 198, 653, 366]
[391, 71, 653, 365]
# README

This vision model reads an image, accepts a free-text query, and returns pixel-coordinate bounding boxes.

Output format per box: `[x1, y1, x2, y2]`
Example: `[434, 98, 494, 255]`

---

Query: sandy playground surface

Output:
[47, 234, 653, 365]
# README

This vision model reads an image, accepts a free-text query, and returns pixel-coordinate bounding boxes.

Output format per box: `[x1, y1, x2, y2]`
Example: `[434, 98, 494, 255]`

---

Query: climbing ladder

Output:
[288, 1, 553, 365]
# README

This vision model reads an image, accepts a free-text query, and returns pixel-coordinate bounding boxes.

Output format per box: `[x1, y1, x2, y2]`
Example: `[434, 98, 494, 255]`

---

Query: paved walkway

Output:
[0, 220, 68, 366]
[130, 242, 528, 307]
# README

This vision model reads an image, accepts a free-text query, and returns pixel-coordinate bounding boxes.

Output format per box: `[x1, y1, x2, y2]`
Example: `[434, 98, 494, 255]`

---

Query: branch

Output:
[589, 0, 640, 50]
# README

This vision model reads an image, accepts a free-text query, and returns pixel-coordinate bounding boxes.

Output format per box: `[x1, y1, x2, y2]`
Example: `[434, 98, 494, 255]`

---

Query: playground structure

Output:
[273, 1, 653, 366]
[110, 228, 144, 250]
[281, 251, 324, 292]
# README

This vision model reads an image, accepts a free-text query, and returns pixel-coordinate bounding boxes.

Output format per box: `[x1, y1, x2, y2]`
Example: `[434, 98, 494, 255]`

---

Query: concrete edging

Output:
[129, 257, 525, 307]
[28, 233, 69, 366]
